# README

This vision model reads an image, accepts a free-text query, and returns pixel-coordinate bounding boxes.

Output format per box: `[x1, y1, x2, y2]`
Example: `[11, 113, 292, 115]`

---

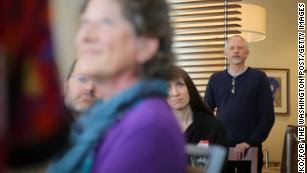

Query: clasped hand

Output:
[233, 142, 250, 160]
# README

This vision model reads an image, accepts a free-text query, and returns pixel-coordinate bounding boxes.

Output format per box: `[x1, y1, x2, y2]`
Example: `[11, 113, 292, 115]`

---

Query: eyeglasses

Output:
[70, 74, 104, 86]
[231, 78, 235, 94]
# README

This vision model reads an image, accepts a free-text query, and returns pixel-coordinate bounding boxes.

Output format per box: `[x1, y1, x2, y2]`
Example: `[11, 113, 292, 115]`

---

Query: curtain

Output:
[0, 0, 70, 167]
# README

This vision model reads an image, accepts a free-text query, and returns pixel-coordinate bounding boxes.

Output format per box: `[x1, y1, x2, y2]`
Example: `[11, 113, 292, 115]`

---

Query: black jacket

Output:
[184, 110, 227, 147]
[185, 111, 228, 173]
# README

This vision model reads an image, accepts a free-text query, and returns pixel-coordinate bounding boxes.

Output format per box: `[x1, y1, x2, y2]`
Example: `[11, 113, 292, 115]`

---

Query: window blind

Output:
[169, 0, 242, 96]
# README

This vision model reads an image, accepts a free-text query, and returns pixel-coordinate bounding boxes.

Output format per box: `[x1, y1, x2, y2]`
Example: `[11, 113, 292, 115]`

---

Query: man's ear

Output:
[246, 49, 250, 56]
[136, 37, 159, 64]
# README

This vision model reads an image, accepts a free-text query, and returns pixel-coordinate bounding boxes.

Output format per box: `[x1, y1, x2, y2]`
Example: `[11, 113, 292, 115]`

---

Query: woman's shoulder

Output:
[190, 111, 227, 146]
[122, 97, 179, 130]
[129, 97, 172, 118]
[98, 96, 183, 147]
[195, 111, 224, 128]
[93, 97, 186, 173]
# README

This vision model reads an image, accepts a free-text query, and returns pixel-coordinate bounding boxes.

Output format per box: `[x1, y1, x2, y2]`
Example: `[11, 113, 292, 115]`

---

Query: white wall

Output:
[244, 0, 303, 162]
[49, 0, 80, 84]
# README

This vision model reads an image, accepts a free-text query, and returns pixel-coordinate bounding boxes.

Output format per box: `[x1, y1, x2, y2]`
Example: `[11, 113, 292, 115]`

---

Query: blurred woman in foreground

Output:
[47, 0, 186, 172]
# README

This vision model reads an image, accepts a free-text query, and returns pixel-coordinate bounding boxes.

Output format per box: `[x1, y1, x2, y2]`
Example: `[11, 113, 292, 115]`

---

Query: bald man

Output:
[205, 35, 275, 173]
[64, 58, 105, 119]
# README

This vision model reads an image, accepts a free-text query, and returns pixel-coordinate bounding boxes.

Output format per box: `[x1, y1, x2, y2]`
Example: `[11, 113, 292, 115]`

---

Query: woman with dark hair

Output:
[167, 66, 227, 146]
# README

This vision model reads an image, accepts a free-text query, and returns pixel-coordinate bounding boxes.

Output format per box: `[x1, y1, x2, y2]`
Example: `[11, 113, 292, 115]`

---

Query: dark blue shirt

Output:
[205, 67, 275, 146]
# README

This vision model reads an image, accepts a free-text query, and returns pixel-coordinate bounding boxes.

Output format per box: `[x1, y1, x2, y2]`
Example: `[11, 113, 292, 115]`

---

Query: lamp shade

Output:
[230, 3, 266, 42]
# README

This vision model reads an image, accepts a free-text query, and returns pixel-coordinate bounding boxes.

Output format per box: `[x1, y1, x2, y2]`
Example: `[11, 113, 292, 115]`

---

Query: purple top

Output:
[92, 97, 187, 173]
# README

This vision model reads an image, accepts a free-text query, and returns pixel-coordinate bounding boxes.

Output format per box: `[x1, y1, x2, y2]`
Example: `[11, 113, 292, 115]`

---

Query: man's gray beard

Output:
[229, 58, 242, 65]
[65, 103, 83, 120]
